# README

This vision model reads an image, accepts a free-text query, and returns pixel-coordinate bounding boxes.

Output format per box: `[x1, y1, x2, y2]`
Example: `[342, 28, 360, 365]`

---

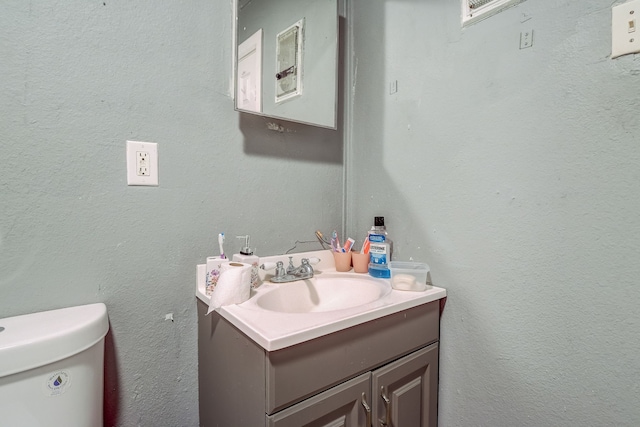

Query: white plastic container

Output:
[0, 303, 109, 427]
[389, 261, 430, 291]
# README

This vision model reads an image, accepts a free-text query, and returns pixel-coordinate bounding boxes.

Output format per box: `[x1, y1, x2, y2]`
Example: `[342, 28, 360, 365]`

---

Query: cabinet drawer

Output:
[267, 372, 371, 427]
[266, 301, 439, 414]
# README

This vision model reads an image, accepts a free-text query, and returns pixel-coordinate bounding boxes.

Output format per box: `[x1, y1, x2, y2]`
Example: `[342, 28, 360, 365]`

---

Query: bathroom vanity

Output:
[196, 250, 446, 426]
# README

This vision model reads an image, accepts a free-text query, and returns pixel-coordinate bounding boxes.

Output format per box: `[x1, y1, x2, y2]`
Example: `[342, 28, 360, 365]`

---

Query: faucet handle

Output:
[286, 256, 296, 274]
[260, 262, 277, 271]
[261, 261, 287, 279]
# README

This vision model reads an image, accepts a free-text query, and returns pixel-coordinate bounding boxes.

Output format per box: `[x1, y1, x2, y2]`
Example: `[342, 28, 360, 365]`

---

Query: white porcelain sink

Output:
[196, 249, 447, 351]
[255, 273, 391, 313]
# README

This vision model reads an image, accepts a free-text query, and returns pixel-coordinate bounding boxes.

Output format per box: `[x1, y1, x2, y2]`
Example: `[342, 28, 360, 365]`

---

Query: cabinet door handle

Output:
[379, 385, 392, 427]
[361, 392, 372, 427]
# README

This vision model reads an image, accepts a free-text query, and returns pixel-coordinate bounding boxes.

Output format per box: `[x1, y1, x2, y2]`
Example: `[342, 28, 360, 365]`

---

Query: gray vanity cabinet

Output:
[267, 344, 439, 427]
[197, 299, 442, 427]
[372, 344, 439, 427]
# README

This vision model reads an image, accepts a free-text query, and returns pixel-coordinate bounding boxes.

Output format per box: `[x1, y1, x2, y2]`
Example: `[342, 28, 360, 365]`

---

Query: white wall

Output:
[348, 0, 640, 425]
[1, 1, 343, 425]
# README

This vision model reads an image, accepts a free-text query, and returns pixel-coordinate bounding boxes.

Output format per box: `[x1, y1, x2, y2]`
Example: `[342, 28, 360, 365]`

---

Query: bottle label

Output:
[369, 233, 386, 243]
[369, 242, 388, 265]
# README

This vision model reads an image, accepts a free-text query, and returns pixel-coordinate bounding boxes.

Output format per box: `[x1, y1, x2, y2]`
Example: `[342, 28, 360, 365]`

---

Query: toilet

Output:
[0, 303, 109, 427]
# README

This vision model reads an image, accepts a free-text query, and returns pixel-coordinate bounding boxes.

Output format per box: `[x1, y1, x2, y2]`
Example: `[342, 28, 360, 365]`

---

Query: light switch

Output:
[612, 0, 640, 59]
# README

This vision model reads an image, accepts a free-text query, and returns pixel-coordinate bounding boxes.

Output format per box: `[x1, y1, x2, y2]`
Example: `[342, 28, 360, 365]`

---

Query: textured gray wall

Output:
[1, 1, 342, 426]
[347, 0, 640, 426]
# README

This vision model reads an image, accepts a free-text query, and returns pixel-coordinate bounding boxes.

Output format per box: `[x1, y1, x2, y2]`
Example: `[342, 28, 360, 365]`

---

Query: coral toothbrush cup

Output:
[332, 251, 352, 272]
[351, 251, 370, 273]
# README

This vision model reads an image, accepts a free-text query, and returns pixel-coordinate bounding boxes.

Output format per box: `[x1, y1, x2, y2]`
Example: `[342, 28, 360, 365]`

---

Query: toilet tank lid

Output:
[0, 303, 109, 378]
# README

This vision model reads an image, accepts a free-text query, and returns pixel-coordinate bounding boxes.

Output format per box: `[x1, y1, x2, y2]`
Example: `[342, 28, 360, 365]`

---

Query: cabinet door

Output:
[267, 373, 372, 427]
[372, 343, 439, 427]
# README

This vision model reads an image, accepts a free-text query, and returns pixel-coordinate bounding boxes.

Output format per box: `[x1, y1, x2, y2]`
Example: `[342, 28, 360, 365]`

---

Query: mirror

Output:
[235, 0, 339, 129]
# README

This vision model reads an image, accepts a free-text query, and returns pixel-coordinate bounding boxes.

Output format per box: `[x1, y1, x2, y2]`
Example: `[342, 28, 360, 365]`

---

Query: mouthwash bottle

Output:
[368, 216, 393, 278]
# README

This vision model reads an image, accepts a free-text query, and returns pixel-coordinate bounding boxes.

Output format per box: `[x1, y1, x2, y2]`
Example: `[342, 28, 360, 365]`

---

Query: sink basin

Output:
[255, 273, 392, 313]
[196, 249, 447, 351]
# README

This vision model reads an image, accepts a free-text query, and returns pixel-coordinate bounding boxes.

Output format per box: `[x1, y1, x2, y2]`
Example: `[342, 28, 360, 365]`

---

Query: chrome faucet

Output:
[263, 257, 316, 283]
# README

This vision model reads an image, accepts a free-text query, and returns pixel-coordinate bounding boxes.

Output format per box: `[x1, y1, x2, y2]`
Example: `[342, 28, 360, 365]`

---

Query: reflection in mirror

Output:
[235, 0, 339, 129]
[275, 19, 303, 103]
[237, 29, 262, 112]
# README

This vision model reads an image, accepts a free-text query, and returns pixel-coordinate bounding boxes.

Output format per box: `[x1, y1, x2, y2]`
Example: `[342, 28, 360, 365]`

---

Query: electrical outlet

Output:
[612, 0, 640, 59]
[520, 29, 534, 49]
[126, 141, 158, 186]
[137, 151, 149, 176]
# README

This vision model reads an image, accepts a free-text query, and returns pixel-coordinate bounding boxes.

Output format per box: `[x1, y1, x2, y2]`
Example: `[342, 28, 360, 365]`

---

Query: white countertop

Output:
[196, 250, 446, 351]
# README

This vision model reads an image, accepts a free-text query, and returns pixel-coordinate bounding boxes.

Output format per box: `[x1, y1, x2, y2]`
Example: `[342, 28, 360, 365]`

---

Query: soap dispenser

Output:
[232, 235, 260, 288]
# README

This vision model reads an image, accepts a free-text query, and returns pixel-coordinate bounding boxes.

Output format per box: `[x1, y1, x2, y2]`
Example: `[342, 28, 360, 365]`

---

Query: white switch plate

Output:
[126, 140, 158, 186]
[612, 0, 640, 59]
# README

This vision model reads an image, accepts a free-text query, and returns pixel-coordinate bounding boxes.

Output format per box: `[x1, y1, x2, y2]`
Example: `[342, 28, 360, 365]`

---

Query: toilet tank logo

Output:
[43, 370, 72, 397]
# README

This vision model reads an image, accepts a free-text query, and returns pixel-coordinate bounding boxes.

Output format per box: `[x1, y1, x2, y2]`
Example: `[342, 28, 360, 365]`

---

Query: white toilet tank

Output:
[0, 303, 109, 427]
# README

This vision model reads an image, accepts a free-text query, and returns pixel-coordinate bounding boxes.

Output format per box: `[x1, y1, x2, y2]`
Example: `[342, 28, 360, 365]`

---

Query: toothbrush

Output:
[362, 236, 370, 254]
[218, 233, 226, 259]
[343, 238, 355, 252]
[331, 230, 339, 252]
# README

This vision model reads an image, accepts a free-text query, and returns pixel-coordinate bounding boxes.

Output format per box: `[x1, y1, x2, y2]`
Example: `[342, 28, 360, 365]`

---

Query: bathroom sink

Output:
[254, 273, 391, 313]
[196, 249, 447, 351]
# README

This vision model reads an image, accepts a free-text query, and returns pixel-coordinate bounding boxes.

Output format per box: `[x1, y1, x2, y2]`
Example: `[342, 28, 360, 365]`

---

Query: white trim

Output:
[462, 0, 526, 26]
[231, 0, 238, 100]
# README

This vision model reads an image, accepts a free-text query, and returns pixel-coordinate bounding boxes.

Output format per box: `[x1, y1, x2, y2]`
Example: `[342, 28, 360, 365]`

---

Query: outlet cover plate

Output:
[520, 29, 534, 49]
[126, 140, 158, 186]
